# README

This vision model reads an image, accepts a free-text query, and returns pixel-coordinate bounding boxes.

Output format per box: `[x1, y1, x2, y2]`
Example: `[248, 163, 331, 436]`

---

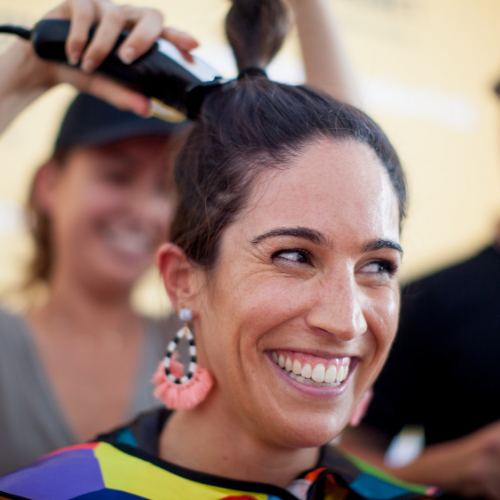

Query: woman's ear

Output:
[31, 160, 60, 214]
[157, 243, 198, 312]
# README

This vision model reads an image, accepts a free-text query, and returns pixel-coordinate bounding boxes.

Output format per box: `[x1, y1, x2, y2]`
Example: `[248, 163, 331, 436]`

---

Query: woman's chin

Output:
[270, 418, 345, 449]
[78, 261, 146, 294]
[253, 403, 349, 449]
[250, 352, 356, 448]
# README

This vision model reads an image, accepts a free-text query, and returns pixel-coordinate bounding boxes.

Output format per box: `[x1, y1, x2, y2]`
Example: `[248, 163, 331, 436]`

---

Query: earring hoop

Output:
[152, 307, 214, 410]
[163, 323, 197, 384]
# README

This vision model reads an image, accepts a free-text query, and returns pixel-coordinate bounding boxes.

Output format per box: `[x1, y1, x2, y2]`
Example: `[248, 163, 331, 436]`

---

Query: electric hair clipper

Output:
[0, 19, 225, 121]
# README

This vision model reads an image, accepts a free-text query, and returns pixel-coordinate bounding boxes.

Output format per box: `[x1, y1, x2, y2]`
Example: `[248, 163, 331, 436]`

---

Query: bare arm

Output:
[287, 0, 358, 105]
[0, 39, 148, 136]
[340, 421, 500, 500]
[0, 0, 197, 135]
[0, 40, 48, 136]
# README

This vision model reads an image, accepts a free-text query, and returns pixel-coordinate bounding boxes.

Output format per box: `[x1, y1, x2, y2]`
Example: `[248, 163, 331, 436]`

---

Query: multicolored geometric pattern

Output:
[0, 409, 440, 500]
[0, 442, 276, 500]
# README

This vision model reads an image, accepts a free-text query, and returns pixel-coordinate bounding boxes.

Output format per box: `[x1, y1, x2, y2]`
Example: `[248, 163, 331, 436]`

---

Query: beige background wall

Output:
[1, 0, 500, 315]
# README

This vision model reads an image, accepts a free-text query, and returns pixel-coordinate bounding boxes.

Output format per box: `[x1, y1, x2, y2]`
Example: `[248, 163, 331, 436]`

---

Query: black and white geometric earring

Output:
[152, 307, 214, 410]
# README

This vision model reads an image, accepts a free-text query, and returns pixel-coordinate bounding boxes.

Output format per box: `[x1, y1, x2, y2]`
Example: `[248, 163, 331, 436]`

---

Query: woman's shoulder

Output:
[0, 441, 146, 500]
[0, 444, 103, 499]
[0, 307, 31, 359]
[0, 410, 166, 500]
[0, 306, 28, 334]
[320, 446, 443, 500]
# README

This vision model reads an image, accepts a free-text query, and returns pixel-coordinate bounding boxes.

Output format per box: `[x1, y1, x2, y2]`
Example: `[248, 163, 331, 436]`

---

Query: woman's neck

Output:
[25, 268, 145, 443]
[28, 269, 140, 342]
[159, 394, 320, 489]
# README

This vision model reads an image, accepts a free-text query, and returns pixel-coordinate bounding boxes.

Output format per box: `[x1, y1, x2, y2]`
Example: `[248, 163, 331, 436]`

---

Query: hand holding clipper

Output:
[0, 0, 211, 130]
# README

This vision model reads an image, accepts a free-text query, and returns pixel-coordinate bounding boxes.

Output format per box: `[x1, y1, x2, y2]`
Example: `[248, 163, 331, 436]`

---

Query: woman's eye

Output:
[273, 250, 311, 264]
[363, 262, 384, 273]
[360, 260, 397, 276]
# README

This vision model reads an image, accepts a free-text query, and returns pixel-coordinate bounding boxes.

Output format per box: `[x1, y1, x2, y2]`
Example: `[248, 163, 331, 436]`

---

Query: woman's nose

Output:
[306, 275, 368, 341]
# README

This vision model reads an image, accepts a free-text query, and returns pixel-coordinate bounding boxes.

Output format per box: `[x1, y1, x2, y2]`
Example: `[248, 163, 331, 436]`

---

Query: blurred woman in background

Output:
[0, 0, 355, 475]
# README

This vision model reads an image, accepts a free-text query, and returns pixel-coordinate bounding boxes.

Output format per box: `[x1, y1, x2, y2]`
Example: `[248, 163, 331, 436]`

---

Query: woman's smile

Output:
[101, 223, 159, 261]
[270, 350, 353, 387]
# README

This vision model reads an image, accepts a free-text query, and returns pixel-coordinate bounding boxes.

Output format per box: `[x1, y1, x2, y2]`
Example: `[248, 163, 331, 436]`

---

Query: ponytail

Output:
[225, 0, 290, 72]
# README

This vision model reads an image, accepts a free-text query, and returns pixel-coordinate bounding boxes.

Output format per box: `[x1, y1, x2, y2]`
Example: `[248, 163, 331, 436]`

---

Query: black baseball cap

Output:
[54, 93, 182, 152]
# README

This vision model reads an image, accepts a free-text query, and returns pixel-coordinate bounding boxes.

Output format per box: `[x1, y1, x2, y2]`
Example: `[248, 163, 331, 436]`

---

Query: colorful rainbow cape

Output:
[0, 409, 439, 500]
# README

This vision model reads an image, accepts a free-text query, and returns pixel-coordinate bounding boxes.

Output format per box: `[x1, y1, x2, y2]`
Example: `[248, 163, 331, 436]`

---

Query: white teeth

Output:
[287, 370, 341, 388]
[301, 363, 312, 379]
[107, 227, 151, 254]
[272, 352, 350, 388]
[311, 363, 326, 383]
[292, 359, 302, 375]
[324, 365, 337, 384]
[278, 354, 286, 368]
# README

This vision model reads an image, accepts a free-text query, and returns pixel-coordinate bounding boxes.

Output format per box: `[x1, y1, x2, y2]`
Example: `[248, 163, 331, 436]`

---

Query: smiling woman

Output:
[160, 117, 405, 471]
[0, 0, 445, 498]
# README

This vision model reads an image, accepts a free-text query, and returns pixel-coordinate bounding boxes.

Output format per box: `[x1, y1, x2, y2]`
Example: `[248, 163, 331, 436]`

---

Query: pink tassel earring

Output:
[152, 308, 214, 410]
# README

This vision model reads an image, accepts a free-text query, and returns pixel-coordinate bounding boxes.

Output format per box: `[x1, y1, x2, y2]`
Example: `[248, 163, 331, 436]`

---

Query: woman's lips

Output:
[269, 349, 354, 388]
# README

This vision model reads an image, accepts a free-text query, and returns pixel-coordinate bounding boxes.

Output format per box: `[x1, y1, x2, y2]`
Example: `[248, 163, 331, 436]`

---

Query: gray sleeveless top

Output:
[0, 307, 179, 475]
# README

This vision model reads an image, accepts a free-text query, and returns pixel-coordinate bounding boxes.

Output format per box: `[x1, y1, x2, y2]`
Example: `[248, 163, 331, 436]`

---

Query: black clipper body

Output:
[31, 19, 226, 121]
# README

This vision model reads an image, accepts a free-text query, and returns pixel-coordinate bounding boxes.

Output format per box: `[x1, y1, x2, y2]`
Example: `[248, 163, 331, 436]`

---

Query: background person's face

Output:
[194, 139, 401, 448]
[45, 136, 174, 293]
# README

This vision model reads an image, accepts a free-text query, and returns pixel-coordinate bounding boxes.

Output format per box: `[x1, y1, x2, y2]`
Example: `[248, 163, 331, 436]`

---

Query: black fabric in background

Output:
[364, 246, 500, 445]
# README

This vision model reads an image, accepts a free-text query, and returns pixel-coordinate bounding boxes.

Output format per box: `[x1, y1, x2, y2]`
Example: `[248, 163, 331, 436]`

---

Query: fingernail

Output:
[119, 46, 136, 65]
[81, 58, 96, 73]
[68, 52, 81, 66]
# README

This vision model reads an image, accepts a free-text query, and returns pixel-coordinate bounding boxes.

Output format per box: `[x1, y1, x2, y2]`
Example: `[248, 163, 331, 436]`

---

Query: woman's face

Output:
[193, 138, 401, 448]
[44, 136, 174, 292]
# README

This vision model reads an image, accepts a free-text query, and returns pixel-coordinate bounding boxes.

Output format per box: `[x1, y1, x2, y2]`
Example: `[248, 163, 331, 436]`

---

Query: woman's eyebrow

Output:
[362, 239, 403, 253]
[251, 227, 327, 245]
[251, 230, 402, 254]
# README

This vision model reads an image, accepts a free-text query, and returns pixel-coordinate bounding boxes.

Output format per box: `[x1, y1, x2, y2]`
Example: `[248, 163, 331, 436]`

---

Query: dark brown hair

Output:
[25, 151, 67, 288]
[170, 0, 406, 269]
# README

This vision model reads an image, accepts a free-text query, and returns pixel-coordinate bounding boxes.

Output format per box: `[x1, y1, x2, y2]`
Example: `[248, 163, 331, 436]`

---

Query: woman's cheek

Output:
[200, 275, 307, 368]
[381, 286, 400, 340]
[241, 278, 313, 331]
[366, 286, 400, 367]
[83, 183, 125, 218]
